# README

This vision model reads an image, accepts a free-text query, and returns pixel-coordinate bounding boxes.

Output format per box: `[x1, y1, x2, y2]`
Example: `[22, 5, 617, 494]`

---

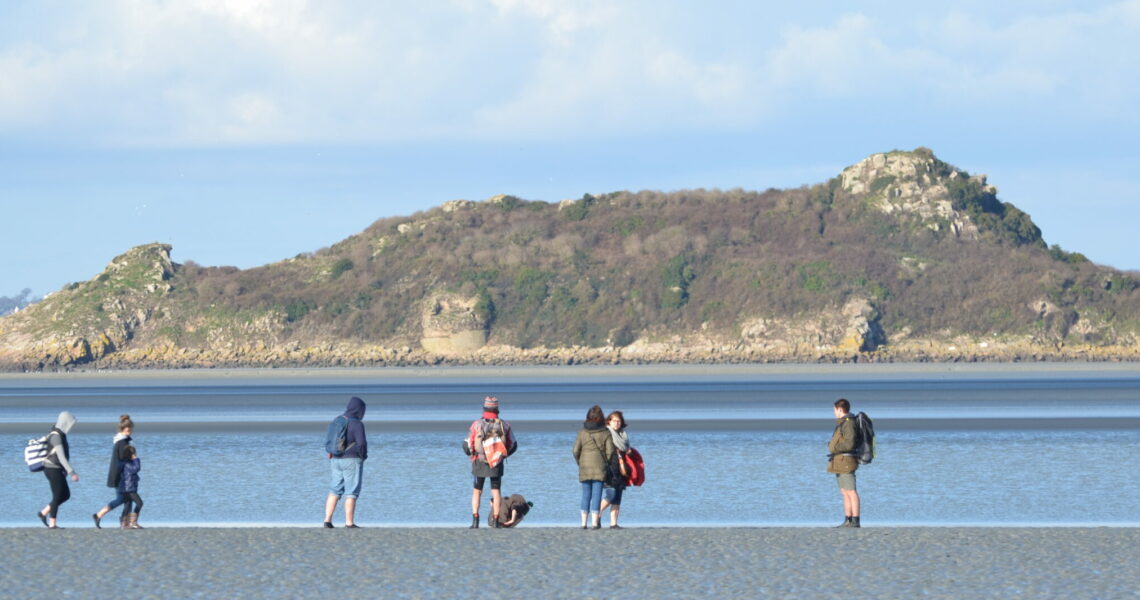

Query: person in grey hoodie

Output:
[323, 397, 367, 528]
[37, 411, 79, 528]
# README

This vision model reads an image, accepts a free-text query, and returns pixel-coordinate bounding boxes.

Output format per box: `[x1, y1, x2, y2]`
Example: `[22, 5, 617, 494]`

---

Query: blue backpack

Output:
[324, 416, 356, 456]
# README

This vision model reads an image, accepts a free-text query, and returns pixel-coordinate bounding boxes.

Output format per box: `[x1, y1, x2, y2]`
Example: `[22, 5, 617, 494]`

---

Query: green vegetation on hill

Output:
[3, 149, 1139, 369]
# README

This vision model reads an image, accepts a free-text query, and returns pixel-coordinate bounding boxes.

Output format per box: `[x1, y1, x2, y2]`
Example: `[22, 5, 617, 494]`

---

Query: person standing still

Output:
[324, 396, 367, 528]
[572, 405, 614, 530]
[464, 396, 517, 528]
[828, 398, 861, 528]
[598, 410, 630, 529]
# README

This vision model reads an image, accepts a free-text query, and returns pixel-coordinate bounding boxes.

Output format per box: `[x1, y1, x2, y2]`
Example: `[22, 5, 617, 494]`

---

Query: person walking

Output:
[463, 396, 517, 528]
[37, 411, 78, 528]
[93, 414, 134, 529]
[598, 410, 629, 529]
[572, 405, 614, 530]
[324, 396, 368, 529]
[117, 445, 144, 529]
[828, 398, 861, 528]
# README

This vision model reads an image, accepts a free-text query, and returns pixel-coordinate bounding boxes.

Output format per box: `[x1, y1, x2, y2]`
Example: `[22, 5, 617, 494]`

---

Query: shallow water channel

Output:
[2, 364, 1137, 527]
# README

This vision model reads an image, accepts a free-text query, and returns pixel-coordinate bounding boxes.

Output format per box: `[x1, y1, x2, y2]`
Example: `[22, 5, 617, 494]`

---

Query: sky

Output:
[2, 0, 1139, 299]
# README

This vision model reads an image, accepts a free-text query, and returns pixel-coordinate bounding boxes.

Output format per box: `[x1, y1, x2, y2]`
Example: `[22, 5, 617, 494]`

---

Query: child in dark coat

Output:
[119, 446, 144, 529]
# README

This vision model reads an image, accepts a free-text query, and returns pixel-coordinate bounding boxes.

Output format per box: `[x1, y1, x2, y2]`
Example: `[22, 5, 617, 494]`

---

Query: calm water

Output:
[1, 365, 1138, 526]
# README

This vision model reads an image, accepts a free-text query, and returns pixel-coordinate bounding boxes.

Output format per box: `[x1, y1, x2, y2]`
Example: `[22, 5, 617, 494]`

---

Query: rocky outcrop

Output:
[420, 293, 489, 355]
[0, 243, 174, 369]
[841, 150, 984, 239]
[737, 298, 885, 355]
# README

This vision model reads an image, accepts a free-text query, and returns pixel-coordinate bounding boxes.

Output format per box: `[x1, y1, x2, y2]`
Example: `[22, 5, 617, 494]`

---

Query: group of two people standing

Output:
[573, 405, 631, 529]
[34, 411, 144, 529]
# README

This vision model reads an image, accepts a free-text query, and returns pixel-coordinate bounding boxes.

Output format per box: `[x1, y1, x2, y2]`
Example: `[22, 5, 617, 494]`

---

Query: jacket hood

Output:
[55, 411, 76, 434]
[344, 396, 366, 420]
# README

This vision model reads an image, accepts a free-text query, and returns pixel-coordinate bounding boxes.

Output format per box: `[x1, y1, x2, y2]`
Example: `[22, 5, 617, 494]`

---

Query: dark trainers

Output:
[323, 522, 334, 529]
[345, 524, 361, 529]
[610, 524, 623, 529]
[93, 513, 102, 529]
[38, 512, 48, 528]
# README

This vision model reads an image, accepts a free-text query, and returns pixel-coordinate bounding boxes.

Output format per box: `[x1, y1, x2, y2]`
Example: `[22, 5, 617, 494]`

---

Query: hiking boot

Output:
[836, 517, 853, 528]
[470, 515, 480, 529]
[127, 513, 143, 529]
[491, 516, 502, 529]
[850, 517, 861, 528]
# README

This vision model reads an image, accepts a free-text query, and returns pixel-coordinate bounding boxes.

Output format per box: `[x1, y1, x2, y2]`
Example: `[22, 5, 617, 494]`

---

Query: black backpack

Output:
[851, 412, 876, 465]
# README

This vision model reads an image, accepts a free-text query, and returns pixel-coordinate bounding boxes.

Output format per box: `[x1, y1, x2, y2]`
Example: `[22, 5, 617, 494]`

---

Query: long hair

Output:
[585, 405, 605, 423]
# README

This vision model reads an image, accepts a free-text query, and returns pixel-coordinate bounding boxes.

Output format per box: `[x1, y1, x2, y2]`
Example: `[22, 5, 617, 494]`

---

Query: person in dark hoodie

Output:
[37, 411, 79, 528]
[324, 396, 368, 529]
[118, 445, 143, 529]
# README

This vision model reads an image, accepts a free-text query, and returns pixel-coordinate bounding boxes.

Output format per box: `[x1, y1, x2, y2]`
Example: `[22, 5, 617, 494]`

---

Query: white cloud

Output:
[0, 1, 1137, 145]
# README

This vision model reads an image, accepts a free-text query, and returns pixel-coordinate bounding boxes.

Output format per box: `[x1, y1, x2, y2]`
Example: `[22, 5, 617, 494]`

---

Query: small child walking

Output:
[119, 445, 144, 529]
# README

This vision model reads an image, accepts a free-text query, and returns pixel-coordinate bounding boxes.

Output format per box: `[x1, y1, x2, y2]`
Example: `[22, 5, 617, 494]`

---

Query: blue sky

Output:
[2, 0, 1139, 298]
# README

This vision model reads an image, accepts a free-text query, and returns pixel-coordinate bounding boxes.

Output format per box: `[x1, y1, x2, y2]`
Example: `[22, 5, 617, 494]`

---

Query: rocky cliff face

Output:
[420, 293, 490, 355]
[841, 149, 985, 239]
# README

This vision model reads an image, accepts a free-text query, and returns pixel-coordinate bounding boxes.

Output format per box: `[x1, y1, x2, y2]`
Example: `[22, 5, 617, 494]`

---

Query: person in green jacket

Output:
[572, 405, 614, 530]
[827, 398, 861, 528]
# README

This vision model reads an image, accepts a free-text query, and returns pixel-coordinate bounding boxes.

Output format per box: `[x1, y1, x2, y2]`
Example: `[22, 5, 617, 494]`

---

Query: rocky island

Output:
[3, 148, 1139, 371]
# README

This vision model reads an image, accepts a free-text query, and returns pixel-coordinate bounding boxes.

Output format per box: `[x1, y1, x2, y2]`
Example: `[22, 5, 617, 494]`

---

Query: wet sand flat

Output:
[2, 527, 1136, 599]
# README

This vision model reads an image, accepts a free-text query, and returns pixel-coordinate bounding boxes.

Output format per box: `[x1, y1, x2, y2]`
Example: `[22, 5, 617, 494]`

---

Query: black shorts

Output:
[473, 476, 501, 491]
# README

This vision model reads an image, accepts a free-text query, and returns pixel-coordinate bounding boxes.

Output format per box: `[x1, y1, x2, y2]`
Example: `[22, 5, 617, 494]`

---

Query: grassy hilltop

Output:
[3, 148, 1140, 370]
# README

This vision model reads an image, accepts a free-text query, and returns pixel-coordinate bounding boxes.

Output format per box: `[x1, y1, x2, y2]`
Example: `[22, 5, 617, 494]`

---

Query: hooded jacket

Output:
[341, 397, 368, 460]
[45, 411, 77, 475]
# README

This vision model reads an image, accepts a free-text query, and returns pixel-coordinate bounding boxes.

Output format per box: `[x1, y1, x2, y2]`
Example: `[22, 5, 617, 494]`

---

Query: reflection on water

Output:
[1, 429, 1137, 527]
[2, 368, 1139, 526]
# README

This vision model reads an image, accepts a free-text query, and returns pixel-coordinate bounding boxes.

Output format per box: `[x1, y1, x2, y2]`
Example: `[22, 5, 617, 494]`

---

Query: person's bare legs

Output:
[841, 489, 860, 517]
[490, 489, 502, 521]
[609, 505, 621, 526]
[471, 487, 482, 516]
[344, 497, 357, 526]
[580, 510, 588, 527]
[325, 493, 339, 524]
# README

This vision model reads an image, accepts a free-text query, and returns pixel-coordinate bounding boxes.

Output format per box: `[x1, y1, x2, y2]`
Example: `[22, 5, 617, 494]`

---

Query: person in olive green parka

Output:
[828, 398, 861, 528]
[572, 405, 614, 529]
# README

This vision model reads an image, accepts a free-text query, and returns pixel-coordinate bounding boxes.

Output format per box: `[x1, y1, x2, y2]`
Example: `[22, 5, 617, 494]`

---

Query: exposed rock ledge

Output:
[4, 337, 1138, 372]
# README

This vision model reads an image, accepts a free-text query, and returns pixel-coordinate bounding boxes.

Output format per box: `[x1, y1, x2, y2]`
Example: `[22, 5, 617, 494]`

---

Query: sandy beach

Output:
[2, 527, 1135, 599]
